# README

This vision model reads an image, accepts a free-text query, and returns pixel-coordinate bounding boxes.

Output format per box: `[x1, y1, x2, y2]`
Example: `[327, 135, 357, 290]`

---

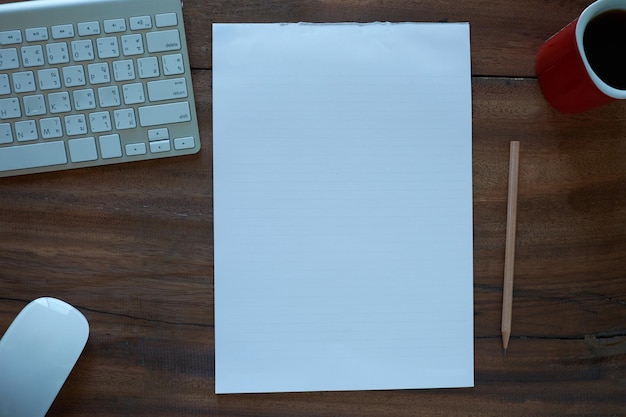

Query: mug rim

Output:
[576, 0, 626, 98]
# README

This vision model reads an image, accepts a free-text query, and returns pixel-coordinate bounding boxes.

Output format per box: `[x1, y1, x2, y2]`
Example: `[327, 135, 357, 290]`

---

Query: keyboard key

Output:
[40, 117, 63, 139]
[125, 142, 146, 156]
[89, 111, 112, 132]
[99, 134, 122, 158]
[148, 128, 169, 141]
[130, 16, 152, 30]
[122, 83, 145, 105]
[0, 98, 21, 119]
[174, 137, 195, 150]
[68, 137, 98, 162]
[23, 94, 46, 116]
[162, 53, 184, 75]
[21, 45, 44, 67]
[37, 68, 61, 90]
[156, 13, 178, 28]
[0, 48, 19, 70]
[114, 108, 136, 130]
[20, 46, 44, 68]
[0, 74, 11, 95]
[113, 60, 136, 81]
[52, 24, 75, 40]
[146, 30, 181, 53]
[78, 22, 101, 36]
[121, 34, 144, 56]
[98, 85, 120, 107]
[0, 123, 12, 144]
[149, 139, 171, 153]
[0, 141, 67, 171]
[73, 88, 96, 110]
[96, 37, 119, 59]
[48, 92, 72, 113]
[88, 62, 111, 84]
[12, 71, 36, 93]
[64, 114, 88, 135]
[46, 42, 70, 64]
[71, 39, 95, 61]
[137, 56, 159, 78]
[19, 46, 43, 69]
[0, 77, 8, 96]
[147, 78, 187, 102]
[62, 65, 87, 87]
[15, 120, 38, 142]
[138, 101, 191, 127]
[25, 27, 49, 42]
[104, 19, 127, 34]
[0, 30, 22, 45]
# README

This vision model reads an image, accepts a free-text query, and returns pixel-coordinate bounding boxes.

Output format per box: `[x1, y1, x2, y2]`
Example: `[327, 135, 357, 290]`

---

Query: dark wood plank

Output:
[182, 0, 592, 77]
[0, 0, 595, 76]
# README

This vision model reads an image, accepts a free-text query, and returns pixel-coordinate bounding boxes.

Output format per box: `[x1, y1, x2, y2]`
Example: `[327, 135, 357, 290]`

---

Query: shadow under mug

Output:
[536, 0, 626, 113]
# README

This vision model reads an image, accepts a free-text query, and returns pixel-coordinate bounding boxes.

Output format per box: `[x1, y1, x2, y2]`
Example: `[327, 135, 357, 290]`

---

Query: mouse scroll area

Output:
[0, 297, 89, 417]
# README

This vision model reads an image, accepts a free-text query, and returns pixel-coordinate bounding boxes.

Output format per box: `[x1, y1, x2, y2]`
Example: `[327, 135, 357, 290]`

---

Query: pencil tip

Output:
[503, 348, 507, 357]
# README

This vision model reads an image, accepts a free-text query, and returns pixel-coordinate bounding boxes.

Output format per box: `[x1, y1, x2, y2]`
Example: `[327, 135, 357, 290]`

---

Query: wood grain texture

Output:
[0, 0, 625, 416]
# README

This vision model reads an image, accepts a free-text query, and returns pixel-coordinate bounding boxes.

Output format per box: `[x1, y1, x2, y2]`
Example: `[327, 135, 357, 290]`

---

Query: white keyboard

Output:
[0, 0, 200, 178]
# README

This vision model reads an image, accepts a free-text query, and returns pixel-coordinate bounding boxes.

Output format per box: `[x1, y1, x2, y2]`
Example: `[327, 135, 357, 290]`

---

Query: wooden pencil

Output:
[502, 141, 520, 354]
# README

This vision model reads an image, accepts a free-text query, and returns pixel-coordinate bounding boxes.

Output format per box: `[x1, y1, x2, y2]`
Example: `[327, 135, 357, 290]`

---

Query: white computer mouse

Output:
[0, 297, 89, 417]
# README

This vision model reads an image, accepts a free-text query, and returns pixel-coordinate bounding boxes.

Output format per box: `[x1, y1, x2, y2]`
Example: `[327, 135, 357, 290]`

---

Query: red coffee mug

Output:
[536, 0, 626, 113]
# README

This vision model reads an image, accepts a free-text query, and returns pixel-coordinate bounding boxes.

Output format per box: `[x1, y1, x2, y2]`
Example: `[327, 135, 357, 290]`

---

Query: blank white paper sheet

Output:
[213, 22, 474, 394]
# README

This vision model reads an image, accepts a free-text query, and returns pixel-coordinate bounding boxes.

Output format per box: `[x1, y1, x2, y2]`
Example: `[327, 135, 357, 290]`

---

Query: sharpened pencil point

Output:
[502, 329, 511, 353]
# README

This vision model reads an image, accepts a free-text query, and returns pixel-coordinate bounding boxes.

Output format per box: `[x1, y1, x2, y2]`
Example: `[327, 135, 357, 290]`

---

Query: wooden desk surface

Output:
[1, 0, 625, 415]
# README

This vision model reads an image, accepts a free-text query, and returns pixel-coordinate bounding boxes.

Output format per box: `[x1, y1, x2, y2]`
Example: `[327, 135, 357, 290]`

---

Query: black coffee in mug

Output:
[582, 9, 626, 90]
